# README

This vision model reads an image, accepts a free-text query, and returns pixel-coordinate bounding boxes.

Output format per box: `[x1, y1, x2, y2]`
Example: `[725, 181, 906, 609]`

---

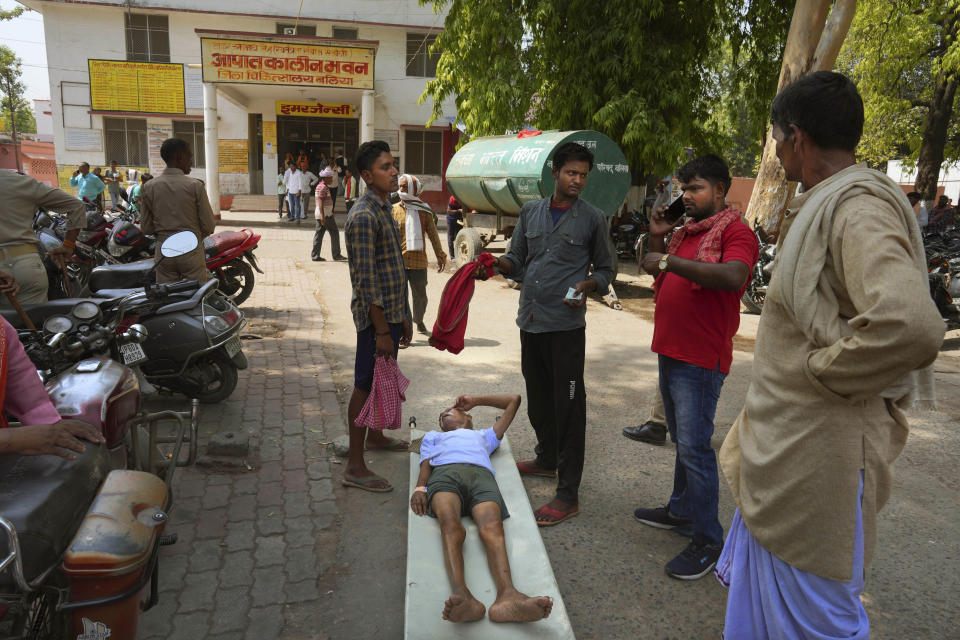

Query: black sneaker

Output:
[633, 505, 693, 537]
[665, 539, 722, 580]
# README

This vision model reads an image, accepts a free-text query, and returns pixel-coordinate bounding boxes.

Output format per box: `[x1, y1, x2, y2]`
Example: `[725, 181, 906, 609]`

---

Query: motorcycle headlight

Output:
[204, 315, 231, 333]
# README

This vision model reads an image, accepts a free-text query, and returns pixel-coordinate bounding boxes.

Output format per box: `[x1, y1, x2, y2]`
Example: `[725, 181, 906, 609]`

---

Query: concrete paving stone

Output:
[169, 495, 202, 527]
[306, 460, 331, 480]
[256, 506, 287, 535]
[250, 566, 287, 607]
[254, 534, 287, 567]
[312, 511, 337, 531]
[201, 484, 232, 510]
[283, 418, 304, 433]
[194, 506, 228, 539]
[218, 550, 255, 589]
[308, 478, 334, 502]
[158, 552, 189, 593]
[256, 481, 285, 507]
[163, 520, 196, 555]
[170, 611, 211, 638]
[283, 528, 317, 550]
[243, 605, 284, 640]
[265, 388, 282, 400]
[225, 520, 256, 552]
[210, 586, 251, 634]
[284, 578, 321, 604]
[137, 594, 177, 638]
[283, 469, 309, 492]
[187, 538, 225, 573]
[282, 437, 305, 455]
[283, 516, 315, 534]
[232, 474, 259, 495]
[177, 569, 218, 612]
[259, 442, 283, 462]
[258, 460, 283, 483]
[284, 546, 320, 582]
[173, 470, 207, 499]
[283, 491, 311, 518]
[228, 493, 258, 522]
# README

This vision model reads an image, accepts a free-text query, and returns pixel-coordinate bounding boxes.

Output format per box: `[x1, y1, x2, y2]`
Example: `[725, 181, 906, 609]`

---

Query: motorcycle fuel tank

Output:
[45, 358, 140, 450]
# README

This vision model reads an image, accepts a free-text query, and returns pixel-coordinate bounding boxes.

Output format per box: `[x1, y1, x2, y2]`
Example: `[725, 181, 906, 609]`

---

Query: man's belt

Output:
[0, 244, 40, 260]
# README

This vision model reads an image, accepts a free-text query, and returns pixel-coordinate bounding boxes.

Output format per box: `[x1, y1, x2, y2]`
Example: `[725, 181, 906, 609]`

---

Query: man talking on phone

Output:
[484, 142, 614, 527]
[634, 155, 757, 580]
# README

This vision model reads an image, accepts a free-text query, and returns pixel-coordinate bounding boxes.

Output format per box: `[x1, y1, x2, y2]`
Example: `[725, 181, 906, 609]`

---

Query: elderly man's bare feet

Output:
[442, 594, 486, 622]
[488, 589, 553, 623]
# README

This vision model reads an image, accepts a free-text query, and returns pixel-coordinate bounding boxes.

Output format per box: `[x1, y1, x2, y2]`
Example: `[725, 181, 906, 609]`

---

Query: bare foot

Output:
[342, 468, 392, 492]
[489, 590, 552, 623]
[442, 594, 486, 622]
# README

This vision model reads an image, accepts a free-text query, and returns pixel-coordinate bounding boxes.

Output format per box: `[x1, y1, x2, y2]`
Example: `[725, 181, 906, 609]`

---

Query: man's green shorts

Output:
[427, 463, 510, 519]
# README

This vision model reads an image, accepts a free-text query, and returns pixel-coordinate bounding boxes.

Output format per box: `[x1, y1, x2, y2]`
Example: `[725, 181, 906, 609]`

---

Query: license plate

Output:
[120, 342, 147, 365]
[224, 335, 242, 358]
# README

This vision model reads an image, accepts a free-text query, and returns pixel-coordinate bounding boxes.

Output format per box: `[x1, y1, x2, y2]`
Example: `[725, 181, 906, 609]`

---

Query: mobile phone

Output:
[663, 195, 686, 224]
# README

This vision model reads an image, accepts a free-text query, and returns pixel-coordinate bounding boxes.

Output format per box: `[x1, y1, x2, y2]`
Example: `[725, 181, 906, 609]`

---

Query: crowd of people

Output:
[339, 71, 945, 636]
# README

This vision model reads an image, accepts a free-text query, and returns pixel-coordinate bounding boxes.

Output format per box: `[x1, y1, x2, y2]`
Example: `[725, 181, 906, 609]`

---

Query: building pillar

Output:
[203, 82, 220, 217]
[360, 90, 375, 144]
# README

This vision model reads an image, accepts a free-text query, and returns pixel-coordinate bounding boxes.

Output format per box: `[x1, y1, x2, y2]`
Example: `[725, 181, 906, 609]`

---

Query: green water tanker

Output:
[445, 130, 631, 268]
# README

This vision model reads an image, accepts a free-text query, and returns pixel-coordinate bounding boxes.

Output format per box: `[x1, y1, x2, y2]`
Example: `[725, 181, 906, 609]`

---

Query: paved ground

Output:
[138, 216, 959, 639]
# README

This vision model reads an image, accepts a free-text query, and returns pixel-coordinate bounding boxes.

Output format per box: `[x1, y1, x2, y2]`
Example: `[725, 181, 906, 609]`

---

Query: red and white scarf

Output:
[654, 206, 742, 293]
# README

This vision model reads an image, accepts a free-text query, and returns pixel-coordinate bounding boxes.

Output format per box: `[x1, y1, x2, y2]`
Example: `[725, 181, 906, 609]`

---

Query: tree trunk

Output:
[914, 76, 958, 201]
[745, 0, 857, 234]
[2, 74, 21, 172]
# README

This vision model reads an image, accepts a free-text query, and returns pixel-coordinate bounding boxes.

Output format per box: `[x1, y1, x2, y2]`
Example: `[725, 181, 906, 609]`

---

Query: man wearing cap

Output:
[312, 168, 346, 262]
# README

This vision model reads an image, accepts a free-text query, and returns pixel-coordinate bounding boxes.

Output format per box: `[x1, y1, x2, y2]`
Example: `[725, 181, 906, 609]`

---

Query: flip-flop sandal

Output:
[516, 460, 557, 478]
[342, 474, 393, 493]
[535, 504, 580, 527]
[365, 438, 409, 452]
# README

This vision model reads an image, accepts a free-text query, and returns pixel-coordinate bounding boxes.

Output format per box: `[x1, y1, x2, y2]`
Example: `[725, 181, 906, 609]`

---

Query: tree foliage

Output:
[0, 5, 25, 21]
[838, 0, 960, 169]
[0, 45, 30, 139]
[420, 0, 792, 179]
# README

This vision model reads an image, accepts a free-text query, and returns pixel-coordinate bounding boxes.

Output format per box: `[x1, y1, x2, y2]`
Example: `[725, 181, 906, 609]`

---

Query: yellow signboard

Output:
[200, 38, 374, 89]
[262, 121, 277, 154]
[88, 60, 185, 114]
[276, 101, 355, 118]
[218, 139, 249, 174]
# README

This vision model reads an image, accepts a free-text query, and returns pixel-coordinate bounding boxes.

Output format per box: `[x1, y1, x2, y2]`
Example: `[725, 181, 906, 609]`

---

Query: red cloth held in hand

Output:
[356, 355, 409, 431]
[429, 252, 497, 355]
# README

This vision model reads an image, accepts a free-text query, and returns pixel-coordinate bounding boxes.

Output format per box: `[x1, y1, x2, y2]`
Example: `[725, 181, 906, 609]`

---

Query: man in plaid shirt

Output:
[343, 140, 413, 492]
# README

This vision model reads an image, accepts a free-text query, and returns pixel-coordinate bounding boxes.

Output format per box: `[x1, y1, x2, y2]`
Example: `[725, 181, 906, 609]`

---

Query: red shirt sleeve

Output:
[721, 222, 759, 271]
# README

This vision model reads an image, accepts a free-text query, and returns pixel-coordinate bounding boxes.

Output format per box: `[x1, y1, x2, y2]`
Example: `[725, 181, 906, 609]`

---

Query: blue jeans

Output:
[658, 355, 725, 546]
[287, 193, 302, 219]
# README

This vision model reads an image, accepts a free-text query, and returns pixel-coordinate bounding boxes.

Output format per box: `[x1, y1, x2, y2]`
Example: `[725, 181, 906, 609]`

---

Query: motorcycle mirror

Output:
[160, 231, 199, 258]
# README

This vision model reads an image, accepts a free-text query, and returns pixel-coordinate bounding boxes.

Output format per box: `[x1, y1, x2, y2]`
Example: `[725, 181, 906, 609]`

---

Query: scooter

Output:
[0, 286, 199, 639]
[87, 232, 248, 403]
[203, 228, 263, 305]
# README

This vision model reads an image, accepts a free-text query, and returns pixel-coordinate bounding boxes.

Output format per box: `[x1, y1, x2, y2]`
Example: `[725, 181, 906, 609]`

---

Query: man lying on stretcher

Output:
[410, 393, 554, 623]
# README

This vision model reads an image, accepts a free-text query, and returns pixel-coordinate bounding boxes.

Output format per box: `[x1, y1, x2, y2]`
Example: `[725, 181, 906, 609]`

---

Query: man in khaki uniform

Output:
[140, 138, 216, 283]
[0, 170, 85, 306]
[716, 72, 944, 638]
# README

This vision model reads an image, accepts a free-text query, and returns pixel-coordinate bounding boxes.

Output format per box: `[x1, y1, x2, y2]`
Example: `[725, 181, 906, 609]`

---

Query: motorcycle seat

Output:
[90, 259, 154, 292]
[208, 230, 250, 255]
[0, 444, 111, 589]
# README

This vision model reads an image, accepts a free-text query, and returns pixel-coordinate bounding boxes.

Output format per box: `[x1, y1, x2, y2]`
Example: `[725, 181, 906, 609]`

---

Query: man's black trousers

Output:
[520, 327, 586, 505]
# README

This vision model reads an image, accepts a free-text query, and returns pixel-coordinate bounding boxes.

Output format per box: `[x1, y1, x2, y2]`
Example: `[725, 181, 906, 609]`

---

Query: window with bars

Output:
[406, 33, 440, 77]
[104, 118, 148, 166]
[277, 23, 316, 36]
[404, 129, 443, 175]
[125, 14, 170, 63]
[332, 26, 359, 40]
[172, 121, 205, 167]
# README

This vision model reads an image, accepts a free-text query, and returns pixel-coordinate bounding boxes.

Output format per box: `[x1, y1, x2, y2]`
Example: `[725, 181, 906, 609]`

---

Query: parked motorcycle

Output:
[87, 232, 248, 403]
[742, 224, 777, 314]
[203, 228, 263, 305]
[0, 279, 199, 639]
[612, 210, 648, 261]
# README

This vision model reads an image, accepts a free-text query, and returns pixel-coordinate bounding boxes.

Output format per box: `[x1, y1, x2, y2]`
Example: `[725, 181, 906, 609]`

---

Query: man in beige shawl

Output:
[716, 72, 944, 637]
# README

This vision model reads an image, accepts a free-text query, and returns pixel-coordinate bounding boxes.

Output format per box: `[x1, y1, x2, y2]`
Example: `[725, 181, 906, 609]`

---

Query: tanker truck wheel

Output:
[503, 237, 521, 290]
[454, 228, 483, 268]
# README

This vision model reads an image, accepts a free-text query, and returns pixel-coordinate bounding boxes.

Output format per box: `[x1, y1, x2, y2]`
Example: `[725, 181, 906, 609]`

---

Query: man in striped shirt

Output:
[342, 140, 413, 492]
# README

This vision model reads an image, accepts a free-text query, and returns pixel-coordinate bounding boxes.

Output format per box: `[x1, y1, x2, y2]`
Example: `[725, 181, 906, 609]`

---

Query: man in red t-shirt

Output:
[634, 155, 758, 581]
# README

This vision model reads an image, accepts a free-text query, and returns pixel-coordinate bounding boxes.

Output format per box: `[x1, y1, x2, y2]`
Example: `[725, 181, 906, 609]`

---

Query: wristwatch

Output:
[658, 254, 670, 272]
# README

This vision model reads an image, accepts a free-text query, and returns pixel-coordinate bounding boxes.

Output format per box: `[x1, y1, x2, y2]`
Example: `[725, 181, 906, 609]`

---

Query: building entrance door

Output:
[277, 116, 358, 173]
